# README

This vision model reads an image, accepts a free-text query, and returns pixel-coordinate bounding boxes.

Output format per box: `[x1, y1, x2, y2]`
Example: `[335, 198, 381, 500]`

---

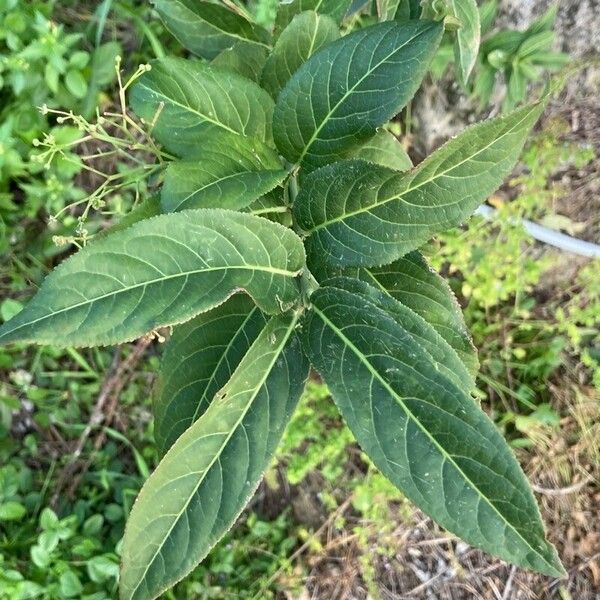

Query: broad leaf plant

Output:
[0, 0, 565, 598]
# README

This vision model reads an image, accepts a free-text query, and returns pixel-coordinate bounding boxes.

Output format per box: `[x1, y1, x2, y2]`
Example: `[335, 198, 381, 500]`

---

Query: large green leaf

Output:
[120, 311, 309, 600]
[451, 0, 480, 85]
[153, 0, 269, 59]
[153, 296, 268, 455]
[261, 11, 339, 99]
[357, 252, 477, 377]
[161, 133, 286, 213]
[302, 284, 564, 577]
[274, 0, 351, 35]
[211, 41, 269, 82]
[294, 101, 544, 267]
[346, 129, 412, 171]
[273, 20, 442, 171]
[130, 58, 275, 156]
[322, 277, 473, 390]
[0, 210, 305, 347]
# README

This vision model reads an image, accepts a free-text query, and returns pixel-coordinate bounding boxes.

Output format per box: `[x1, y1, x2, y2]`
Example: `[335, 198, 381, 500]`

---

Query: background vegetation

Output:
[0, 1, 598, 598]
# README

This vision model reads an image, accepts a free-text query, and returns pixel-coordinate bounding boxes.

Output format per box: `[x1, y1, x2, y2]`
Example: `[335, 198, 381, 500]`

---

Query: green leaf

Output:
[1, 299, 23, 322]
[346, 129, 412, 171]
[59, 571, 83, 598]
[376, 0, 401, 21]
[518, 31, 554, 58]
[525, 5, 557, 36]
[153, 295, 268, 455]
[65, 69, 88, 99]
[161, 133, 287, 213]
[45, 63, 59, 93]
[302, 284, 564, 577]
[152, 0, 269, 59]
[130, 58, 275, 156]
[505, 67, 526, 111]
[450, 0, 480, 85]
[294, 100, 544, 268]
[482, 30, 523, 58]
[474, 63, 497, 109]
[0, 210, 305, 347]
[356, 251, 478, 377]
[0, 501, 26, 521]
[273, 20, 442, 171]
[406, 0, 422, 19]
[262, 11, 338, 100]
[479, 0, 497, 35]
[248, 190, 292, 226]
[275, 0, 351, 35]
[322, 276, 473, 389]
[91, 42, 122, 87]
[211, 41, 269, 82]
[120, 312, 308, 600]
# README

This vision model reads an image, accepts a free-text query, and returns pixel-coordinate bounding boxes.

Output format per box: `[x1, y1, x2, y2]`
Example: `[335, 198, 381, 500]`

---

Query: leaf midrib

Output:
[313, 304, 555, 572]
[304, 105, 537, 232]
[136, 78, 241, 136]
[293, 25, 429, 166]
[128, 313, 299, 599]
[1, 264, 299, 339]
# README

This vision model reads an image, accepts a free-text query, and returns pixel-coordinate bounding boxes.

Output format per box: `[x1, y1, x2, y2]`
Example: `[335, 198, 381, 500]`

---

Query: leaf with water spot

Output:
[302, 283, 564, 578]
[120, 312, 309, 600]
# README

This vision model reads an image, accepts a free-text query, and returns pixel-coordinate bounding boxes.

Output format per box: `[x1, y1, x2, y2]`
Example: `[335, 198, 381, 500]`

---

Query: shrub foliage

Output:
[0, 1, 564, 598]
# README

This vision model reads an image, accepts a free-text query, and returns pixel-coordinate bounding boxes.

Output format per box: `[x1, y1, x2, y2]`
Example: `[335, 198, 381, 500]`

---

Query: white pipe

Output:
[474, 204, 600, 259]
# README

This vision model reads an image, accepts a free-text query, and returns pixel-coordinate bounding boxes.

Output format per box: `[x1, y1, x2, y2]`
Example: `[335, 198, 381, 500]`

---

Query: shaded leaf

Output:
[451, 0, 480, 85]
[273, 20, 442, 171]
[161, 133, 286, 212]
[0, 210, 305, 347]
[302, 285, 564, 578]
[294, 101, 544, 267]
[248, 190, 292, 226]
[376, 0, 401, 21]
[211, 41, 269, 82]
[153, 295, 268, 455]
[120, 312, 309, 600]
[153, 0, 269, 59]
[261, 11, 339, 99]
[346, 129, 412, 171]
[275, 0, 351, 35]
[130, 58, 275, 155]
